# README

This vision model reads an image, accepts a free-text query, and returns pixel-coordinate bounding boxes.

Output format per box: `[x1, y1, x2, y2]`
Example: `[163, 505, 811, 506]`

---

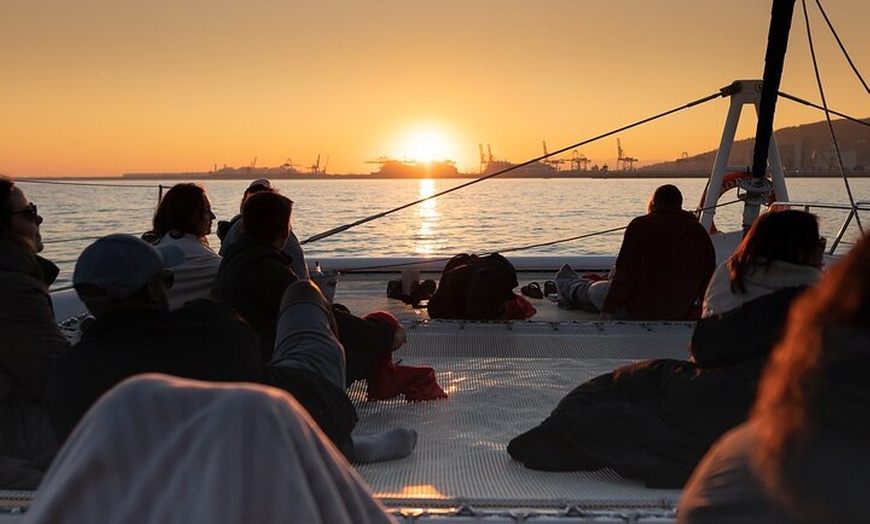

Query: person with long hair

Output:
[678, 233, 870, 523]
[0, 176, 68, 488]
[508, 209, 824, 488]
[144, 183, 221, 310]
[703, 209, 825, 317]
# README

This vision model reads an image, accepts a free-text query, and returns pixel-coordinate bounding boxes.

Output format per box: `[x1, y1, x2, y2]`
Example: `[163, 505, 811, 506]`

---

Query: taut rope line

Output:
[323, 199, 742, 273]
[800, 0, 863, 233]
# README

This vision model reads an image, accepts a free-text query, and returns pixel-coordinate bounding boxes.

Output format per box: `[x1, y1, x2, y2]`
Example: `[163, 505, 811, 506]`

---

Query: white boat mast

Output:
[698, 79, 789, 234]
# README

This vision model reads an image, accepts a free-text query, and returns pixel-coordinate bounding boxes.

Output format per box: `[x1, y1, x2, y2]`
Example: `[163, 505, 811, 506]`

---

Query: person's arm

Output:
[252, 254, 299, 315]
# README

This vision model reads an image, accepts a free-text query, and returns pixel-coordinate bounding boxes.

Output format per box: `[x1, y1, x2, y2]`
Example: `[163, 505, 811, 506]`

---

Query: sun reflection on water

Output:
[415, 179, 440, 256]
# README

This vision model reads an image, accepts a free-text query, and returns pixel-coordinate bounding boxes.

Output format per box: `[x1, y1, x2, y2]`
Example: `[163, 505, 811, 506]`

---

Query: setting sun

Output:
[394, 127, 458, 164]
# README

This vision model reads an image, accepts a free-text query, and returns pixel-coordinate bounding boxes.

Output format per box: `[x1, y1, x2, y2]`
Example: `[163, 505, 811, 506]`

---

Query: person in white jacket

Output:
[143, 183, 222, 310]
[701, 209, 825, 318]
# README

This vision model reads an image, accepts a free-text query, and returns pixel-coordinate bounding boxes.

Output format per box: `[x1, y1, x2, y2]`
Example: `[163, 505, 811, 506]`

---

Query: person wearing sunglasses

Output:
[0, 175, 70, 489]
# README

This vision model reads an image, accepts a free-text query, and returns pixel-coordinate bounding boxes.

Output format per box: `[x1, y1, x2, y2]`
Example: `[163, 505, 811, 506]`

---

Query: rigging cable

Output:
[299, 89, 725, 245]
[316, 199, 742, 273]
[14, 179, 159, 189]
[777, 91, 869, 126]
[801, 0, 863, 233]
[15, 178, 166, 203]
[813, 0, 869, 93]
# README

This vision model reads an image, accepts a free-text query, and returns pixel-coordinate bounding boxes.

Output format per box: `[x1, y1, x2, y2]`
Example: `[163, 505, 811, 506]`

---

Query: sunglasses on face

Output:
[8, 203, 38, 222]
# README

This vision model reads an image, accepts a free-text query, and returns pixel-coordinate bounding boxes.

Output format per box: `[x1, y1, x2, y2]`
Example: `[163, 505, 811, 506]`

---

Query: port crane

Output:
[542, 141, 566, 171]
[281, 158, 299, 171]
[616, 138, 637, 171]
[478, 143, 496, 173]
[309, 154, 329, 175]
[568, 149, 590, 171]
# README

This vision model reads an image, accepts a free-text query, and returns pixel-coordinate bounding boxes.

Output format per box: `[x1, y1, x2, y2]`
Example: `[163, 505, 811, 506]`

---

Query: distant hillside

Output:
[645, 118, 870, 174]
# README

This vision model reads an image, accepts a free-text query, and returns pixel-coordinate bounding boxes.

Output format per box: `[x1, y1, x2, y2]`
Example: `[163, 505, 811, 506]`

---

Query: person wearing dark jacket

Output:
[211, 192, 444, 401]
[601, 184, 716, 320]
[216, 178, 309, 280]
[46, 234, 364, 459]
[679, 234, 870, 523]
[0, 176, 68, 489]
[508, 210, 825, 488]
[554, 185, 716, 320]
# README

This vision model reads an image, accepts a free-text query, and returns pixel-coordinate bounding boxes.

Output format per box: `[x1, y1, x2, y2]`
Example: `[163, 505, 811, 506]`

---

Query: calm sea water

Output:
[15, 177, 869, 290]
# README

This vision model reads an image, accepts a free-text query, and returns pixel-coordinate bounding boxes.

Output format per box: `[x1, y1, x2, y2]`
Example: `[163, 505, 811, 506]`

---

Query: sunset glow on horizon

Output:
[392, 125, 461, 164]
[1, 0, 867, 178]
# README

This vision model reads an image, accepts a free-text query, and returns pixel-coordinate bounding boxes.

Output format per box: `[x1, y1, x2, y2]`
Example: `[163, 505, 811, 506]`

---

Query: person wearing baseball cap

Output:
[48, 233, 414, 463]
[72, 234, 185, 313]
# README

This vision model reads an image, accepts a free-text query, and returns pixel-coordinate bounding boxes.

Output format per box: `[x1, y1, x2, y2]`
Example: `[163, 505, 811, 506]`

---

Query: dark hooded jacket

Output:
[0, 240, 69, 488]
[211, 233, 397, 386]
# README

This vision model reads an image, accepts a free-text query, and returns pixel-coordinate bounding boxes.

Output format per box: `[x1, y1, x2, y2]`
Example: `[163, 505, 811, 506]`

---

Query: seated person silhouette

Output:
[556, 184, 716, 320]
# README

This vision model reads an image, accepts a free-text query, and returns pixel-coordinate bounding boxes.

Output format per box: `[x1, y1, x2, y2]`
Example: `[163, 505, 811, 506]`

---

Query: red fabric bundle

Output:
[362, 312, 447, 402]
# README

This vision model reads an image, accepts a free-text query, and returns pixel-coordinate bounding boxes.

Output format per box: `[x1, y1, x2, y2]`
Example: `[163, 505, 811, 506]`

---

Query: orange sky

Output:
[2, 0, 868, 177]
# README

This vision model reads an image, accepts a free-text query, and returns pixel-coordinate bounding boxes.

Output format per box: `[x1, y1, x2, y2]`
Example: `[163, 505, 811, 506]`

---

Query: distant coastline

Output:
[50, 168, 868, 181]
[111, 116, 868, 180]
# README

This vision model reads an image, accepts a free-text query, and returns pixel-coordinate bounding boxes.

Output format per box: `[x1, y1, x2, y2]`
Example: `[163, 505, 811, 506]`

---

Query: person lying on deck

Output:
[555, 184, 716, 320]
[507, 209, 825, 488]
[26, 374, 395, 524]
[678, 233, 870, 523]
[46, 234, 416, 463]
[211, 191, 447, 402]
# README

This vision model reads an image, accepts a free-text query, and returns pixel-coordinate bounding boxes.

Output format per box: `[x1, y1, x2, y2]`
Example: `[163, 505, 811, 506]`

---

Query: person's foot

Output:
[352, 427, 418, 463]
[555, 264, 581, 302]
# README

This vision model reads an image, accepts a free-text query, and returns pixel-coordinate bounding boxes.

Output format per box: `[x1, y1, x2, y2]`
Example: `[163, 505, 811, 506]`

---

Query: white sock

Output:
[352, 427, 418, 463]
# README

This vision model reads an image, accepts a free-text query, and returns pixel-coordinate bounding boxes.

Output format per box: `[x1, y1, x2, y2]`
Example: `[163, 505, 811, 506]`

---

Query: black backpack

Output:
[427, 253, 519, 320]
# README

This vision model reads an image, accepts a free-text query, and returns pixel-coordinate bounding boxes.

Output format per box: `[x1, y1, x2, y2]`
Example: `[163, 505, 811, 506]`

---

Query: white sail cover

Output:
[23, 374, 394, 524]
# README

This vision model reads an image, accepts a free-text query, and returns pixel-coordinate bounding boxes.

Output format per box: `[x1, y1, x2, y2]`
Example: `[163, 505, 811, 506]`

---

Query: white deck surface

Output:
[349, 320, 693, 522]
[32, 272, 695, 523]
